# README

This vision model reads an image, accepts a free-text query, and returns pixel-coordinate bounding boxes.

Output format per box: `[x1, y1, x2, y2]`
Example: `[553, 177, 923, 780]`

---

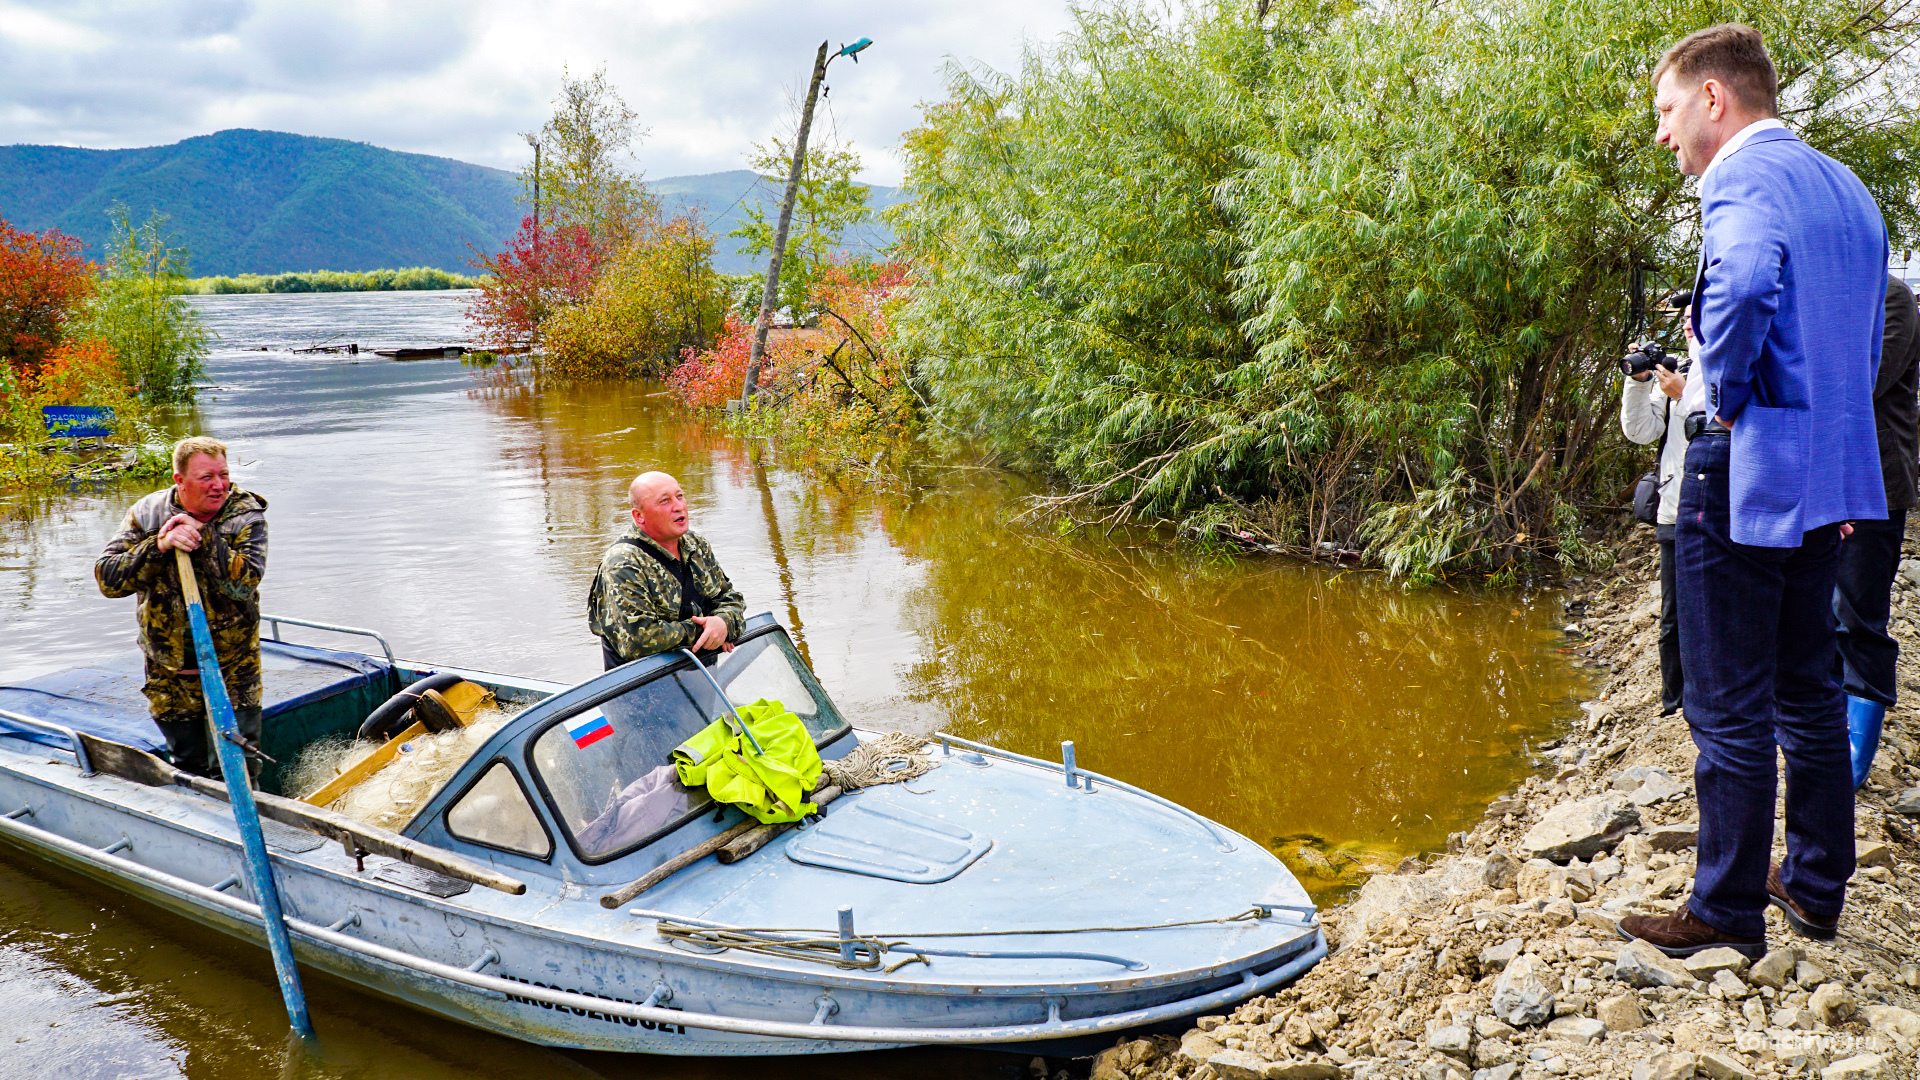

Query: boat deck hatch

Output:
[783, 802, 991, 883]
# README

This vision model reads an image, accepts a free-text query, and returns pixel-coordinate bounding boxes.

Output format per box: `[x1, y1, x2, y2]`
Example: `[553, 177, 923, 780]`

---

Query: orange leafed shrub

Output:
[31, 337, 129, 405]
[665, 315, 809, 408]
[1, 218, 94, 380]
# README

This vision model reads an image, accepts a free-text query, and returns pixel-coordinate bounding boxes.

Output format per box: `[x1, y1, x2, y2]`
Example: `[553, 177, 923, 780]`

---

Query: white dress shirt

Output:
[1701, 118, 1786, 181]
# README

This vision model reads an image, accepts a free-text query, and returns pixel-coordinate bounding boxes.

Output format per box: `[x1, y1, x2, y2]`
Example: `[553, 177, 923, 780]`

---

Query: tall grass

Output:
[185, 267, 483, 294]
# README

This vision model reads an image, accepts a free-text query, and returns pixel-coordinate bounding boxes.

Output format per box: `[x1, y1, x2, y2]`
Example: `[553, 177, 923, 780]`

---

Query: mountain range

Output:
[0, 128, 900, 277]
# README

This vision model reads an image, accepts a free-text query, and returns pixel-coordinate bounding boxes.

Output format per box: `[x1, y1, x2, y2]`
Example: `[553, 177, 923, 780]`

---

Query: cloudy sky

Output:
[0, 0, 1080, 185]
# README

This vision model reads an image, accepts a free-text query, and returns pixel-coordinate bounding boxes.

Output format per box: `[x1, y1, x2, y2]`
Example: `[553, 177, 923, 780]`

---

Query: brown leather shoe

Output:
[1767, 863, 1839, 941]
[1619, 904, 1765, 959]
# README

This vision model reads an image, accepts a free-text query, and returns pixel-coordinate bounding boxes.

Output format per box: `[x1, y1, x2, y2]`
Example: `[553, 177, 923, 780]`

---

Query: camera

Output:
[1619, 341, 1674, 378]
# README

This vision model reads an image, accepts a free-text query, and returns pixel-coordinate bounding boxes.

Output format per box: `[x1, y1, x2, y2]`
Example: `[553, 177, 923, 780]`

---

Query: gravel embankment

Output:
[1090, 539, 1920, 1080]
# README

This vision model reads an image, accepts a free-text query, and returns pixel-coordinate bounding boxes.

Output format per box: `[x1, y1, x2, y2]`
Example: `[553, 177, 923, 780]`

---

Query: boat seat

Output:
[0, 641, 394, 792]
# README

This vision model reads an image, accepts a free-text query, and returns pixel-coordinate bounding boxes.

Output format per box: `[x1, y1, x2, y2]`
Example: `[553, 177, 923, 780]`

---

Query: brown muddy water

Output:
[0, 291, 1590, 1078]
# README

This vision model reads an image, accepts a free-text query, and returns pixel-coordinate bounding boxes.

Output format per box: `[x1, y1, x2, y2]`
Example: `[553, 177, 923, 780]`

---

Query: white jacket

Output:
[1619, 373, 1689, 527]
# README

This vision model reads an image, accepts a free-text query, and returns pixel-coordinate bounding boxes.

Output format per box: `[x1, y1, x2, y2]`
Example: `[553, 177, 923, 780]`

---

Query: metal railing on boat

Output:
[261, 614, 395, 668]
[0, 808, 1325, 1044]
[933, 731, 1236, 852]
[0, 708, 95, 776]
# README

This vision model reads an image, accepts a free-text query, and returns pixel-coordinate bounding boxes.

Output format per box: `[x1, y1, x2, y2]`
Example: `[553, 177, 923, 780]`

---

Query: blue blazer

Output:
[1695, 127, 1889, 546]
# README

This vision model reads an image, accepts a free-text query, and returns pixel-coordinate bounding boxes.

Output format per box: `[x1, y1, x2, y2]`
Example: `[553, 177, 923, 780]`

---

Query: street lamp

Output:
[523, 132, 542, 245]
[741, 36, 874, 408]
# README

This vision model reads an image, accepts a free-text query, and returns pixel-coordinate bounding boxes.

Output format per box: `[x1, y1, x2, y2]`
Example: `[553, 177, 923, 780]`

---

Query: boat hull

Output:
[0, 747, 1320, 1056]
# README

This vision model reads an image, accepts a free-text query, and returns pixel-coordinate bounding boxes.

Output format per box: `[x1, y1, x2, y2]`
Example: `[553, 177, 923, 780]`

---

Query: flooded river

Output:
[0, 291, 1589, 1078]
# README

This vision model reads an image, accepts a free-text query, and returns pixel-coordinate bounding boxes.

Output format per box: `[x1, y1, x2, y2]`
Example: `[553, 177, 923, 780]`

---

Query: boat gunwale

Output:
[0, 737, 1320, 998]
[0, 798, 1328, 1045]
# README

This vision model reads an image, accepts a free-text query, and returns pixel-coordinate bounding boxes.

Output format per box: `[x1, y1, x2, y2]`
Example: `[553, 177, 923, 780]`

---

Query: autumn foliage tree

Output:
[541, 214, 726, 378]
[1, 220, 94, 380]
[467, 217, 607, 348]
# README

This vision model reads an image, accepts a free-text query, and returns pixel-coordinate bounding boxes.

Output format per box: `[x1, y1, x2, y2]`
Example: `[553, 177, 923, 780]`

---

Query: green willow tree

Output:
[527, 66, 659, 247]
[87, 208, 209, 404]
[732, 136, 873, 315]
[891, 0, 1920, 581]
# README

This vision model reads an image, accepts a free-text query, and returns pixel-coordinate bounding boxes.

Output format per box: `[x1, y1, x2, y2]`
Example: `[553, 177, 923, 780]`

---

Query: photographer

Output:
[1618, 297, 1697, 715]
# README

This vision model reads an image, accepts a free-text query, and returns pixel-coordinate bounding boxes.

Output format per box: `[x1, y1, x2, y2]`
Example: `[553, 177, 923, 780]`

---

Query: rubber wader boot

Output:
[1848, 694, 1886, 790]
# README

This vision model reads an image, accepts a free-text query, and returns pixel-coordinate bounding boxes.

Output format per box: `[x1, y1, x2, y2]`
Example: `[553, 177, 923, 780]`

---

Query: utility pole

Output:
[525, 133, 543, 344]
[742, 37, 872, 408]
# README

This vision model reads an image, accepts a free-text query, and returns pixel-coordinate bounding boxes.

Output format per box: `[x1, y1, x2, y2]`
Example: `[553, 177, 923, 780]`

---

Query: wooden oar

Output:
[78, 733, 527, 896]
[597, 780, 840, 909]
[174, 547, 313, 1039]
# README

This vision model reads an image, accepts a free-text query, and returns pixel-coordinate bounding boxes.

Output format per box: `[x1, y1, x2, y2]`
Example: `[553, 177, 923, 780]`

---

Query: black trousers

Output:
[1657, 524, 1684, 714]
[1833, 509, 1906, 706]
[1676, 434, 1853, 936]
[157, 704, 262, 783]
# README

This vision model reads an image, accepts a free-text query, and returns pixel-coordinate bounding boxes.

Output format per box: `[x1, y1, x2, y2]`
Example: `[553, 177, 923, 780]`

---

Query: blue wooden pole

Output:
[174, 548, 315, 1039]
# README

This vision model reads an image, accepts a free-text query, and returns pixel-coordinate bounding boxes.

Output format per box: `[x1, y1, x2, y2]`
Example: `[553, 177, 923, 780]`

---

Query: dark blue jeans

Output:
[1675, 434, 1854, 937]
[1833, 509, 1907, 706]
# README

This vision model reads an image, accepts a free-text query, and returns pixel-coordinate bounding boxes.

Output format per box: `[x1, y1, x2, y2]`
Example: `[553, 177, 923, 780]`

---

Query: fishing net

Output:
[284, 703, 520, 832]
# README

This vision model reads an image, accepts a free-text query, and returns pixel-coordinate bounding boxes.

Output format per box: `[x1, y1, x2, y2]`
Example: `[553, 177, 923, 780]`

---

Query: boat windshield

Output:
[529, 631, 849, 862]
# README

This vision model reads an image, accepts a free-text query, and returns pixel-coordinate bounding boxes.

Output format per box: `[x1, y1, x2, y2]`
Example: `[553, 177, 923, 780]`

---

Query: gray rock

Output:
[1632, 1051, 1698, 1080]
[1479, 938, 1523, 973]
[1521, 793, 1641, 862]
[1630, 772, 1686, 806]
[1696, 1051, 1756, 1080]
[1684, 947, 1751, 979]
[1264, 1065, 1341, 1080]
[1819, 1054, 1887, 1080]
[1748, 947, 1799, 990]
[1773, 1006, 1815, 1031]
[1482, 850, 1519, 890]
[1205, 1050, 1272, 1080]
[1612, 766, 1673, 791]
[1810, 983, 1854, 1025]
[1472, 1039, 1517, 1069]
[1614, 938, 1696, 989]
[1179, 1031, 1227, 1063]
[1798, 959, 1830, 986]
[1545, 1016, 1606, 1044]
[1647, 822, 1700, 852]
[1892, 787, 1920, 818]
[1472, 1065, 1519, 1080]
[1474, 1014, 1518, 1040]
[1863, 1005, 1920, 1039]
[1429, 1025, 1473, 1058]
[1491, 954, 1556, 1027]
[1711, 969, 1749, 998]
[1597, 992, 1647, 1031]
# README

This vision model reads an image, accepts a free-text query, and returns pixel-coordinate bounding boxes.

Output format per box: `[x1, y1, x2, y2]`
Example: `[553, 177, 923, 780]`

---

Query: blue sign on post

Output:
[41, 406, 116, 439]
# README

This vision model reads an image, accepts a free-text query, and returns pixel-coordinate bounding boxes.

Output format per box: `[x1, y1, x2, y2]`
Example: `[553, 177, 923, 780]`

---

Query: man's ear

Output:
[1701, 78, 1726, 122]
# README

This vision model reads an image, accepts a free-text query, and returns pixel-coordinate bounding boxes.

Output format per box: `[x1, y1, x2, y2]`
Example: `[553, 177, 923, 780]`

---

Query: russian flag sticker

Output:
[564, 713, 613, 749]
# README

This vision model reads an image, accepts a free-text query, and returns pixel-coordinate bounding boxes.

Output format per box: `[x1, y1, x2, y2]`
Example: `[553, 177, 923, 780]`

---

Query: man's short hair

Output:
[172, 435, 228, 476]
[1654, 24, 1778, 117]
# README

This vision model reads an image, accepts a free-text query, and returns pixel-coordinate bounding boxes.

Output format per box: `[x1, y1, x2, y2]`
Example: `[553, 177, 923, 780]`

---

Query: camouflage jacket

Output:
[95, 487, 270, 700]
[587, 526, 744, 662]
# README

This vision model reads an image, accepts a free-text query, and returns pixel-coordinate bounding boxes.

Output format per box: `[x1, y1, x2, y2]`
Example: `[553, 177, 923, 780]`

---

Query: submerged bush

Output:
[540, 216, 726, 379]
[892, 0, 1920, 579]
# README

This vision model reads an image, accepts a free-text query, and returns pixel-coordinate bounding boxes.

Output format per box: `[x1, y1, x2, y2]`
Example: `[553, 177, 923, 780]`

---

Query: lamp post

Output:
[741, 37, 873, 408]
[524, 132, 543, 344]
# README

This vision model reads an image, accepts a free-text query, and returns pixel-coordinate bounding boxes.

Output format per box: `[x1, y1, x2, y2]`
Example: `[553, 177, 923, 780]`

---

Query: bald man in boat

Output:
[588, 472, 745, 668]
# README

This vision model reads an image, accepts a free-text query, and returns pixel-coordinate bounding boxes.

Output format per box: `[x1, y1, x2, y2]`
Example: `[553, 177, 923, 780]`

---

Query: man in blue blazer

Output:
[1620, 25, 1889, 959]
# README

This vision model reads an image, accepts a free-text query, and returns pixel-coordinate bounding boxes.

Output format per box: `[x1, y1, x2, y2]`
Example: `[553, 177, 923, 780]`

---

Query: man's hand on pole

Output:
[155, 513, 204, 552]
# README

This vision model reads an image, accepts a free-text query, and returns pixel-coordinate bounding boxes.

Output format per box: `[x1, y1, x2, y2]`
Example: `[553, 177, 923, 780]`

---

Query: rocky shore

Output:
[1092, 540, 1920, 1080]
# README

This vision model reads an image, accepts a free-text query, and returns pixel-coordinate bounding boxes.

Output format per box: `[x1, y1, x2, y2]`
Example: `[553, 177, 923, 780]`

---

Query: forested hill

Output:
[0, 129, 519, 276]
[0, 129, 901, 276]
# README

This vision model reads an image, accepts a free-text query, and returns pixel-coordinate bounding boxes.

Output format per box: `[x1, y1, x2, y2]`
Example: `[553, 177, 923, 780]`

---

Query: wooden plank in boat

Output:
[373, 862, 472, 898]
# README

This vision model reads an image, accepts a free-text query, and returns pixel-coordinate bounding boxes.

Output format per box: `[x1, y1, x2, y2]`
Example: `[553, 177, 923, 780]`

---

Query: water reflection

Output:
[0, 291, 1586, 1078]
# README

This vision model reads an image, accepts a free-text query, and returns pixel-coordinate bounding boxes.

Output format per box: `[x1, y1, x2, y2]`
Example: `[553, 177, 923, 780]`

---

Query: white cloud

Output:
[0, 0, 1078, 184]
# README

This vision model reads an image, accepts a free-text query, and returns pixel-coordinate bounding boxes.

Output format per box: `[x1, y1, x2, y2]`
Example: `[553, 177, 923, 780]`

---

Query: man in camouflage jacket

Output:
[95, 436, 268, 778]
[588, 471, 744, 668]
